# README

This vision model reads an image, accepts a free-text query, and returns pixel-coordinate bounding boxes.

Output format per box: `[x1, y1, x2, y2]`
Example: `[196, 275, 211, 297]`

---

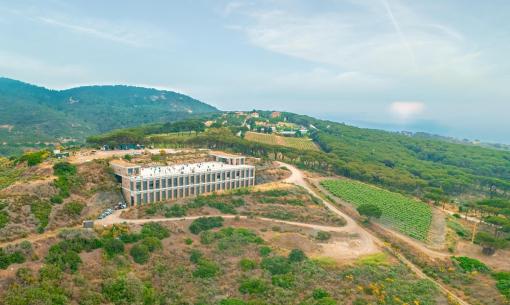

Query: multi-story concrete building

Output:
[111, 153, 255, 206]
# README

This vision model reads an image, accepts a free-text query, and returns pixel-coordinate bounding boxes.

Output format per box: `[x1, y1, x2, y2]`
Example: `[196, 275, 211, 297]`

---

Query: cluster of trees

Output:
[465, 199, 510, 255]
[16, 150, 49, 166]
[87, 119, 208, 148]
[357, 204, 383, 222]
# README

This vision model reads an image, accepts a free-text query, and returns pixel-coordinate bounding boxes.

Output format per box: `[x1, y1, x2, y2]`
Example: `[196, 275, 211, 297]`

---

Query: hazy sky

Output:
[1, 0, 509, 143]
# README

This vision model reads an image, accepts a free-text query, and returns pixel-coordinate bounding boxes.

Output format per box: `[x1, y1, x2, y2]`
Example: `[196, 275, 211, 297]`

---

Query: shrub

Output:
[0, 210, 9, 230]
[452, 256, 490, 273]
[200, 231, 216, 244]
[119, 233, 142, 244]
[189, 216, 224, 234]
[261, 256, 291, 275]
[53, 162, 77, 176]
[288, 249, 307, 263]
[220, 299, 247, 305]
[193, 259, 220, 278]
[4, 268, 68, 305]
[189, 249, 203, 264]
[184, 238, 193, 245]
[216, 228, 264, 255]
[312, 288, 330, 300]
[239, 278, 267, 294]
[353, 299, 368, 305]
[19, 151, 48, 166]
[130, 244, 150, 264]
[52, 162, 79, 198]
[102, 238, 125, 258]
[39, 264, 63, 281]
[141, 222, 170, 240]
[15, 267, 35, 285]
[188, 197, 208, 209]
[79, 291, 104, 305]
[64, 201, 85, 217]
[239, 258, 257, 271]
[357, 203, 382, 220]
[207, 201, 237, 214]
[145, 204, 164, 216]
[315, 297, 337, 305]
[56, 232, 102, 252]
[101, 274, 156, 305]
[271, 273, 294, 288]
[164, 204, 187, 217]
[260, 189, 289, 197]
[231, 198, 245, 207]
[316, 231, 331, 241]
[31, 201, 52, 231]
[0, 249, 26, 269]
[45, 244, 82, 272]
[142, 236, 162, 252]
[493, 272, 510, 300]
[259, 246, 271, 257]
[50, 195, 64, 204]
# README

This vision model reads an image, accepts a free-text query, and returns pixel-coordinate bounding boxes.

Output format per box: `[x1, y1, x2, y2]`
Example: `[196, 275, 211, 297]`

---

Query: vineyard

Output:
[245, 132, 319, 151]
[321, 179, 432, 241]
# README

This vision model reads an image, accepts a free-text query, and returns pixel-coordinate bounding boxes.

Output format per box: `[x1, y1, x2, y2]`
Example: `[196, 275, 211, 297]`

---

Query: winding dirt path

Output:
[100, 161, 470, 305]
[277, 162, 470, 305]
[1, 161, 470, 305]
[0, 225, 79, 248]
[309, 175, 449, 259]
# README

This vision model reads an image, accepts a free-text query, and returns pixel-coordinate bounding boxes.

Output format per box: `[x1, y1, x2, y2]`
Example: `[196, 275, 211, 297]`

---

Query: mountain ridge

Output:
[0, 77, 218, 155]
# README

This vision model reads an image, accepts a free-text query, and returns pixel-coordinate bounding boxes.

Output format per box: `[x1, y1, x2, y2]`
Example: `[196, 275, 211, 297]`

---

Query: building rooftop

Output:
[139, 161, 252, 178]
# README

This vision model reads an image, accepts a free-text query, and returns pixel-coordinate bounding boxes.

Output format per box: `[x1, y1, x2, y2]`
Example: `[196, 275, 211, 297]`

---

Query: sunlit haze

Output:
[1, 0, 509, 143]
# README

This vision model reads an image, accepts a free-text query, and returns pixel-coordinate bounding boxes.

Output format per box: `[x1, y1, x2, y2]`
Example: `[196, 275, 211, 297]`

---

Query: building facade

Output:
[111, 154, 255, 206]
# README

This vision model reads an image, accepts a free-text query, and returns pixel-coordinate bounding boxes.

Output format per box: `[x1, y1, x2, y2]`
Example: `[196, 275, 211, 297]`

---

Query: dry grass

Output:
[245, 132, 319, 151]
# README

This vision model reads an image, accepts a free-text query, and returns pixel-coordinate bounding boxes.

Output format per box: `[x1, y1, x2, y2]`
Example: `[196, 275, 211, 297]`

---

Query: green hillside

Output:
[88, 112, 510, 199]
[0, 78, 218, 155]
[287, 113, 510, 197]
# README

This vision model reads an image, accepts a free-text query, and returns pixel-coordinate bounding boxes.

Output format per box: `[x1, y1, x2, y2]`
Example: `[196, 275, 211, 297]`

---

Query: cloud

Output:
[0, 51, 88, 79]
[37, 16, 153, 48]
[223, 1, 249, 16]
[226, 1, 486, 84]
[273, 68, 393, 92]
[0, 5, 161, 48]
[389, 101, 425, 121]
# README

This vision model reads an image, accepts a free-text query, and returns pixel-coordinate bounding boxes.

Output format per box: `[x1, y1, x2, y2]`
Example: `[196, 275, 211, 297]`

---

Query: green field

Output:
[321, 179, 432, 240]
[245, 132, 318, 151]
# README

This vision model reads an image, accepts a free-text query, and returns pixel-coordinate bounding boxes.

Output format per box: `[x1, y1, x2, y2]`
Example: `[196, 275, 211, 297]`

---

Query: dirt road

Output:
[0, 226, 79, 248]
[1, 160, 470, 305]
[277, 162, 470, 305]
[98, 161, 468, 304]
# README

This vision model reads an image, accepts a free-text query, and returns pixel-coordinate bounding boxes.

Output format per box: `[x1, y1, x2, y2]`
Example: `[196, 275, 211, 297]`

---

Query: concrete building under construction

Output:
[111, 152, 255, 206]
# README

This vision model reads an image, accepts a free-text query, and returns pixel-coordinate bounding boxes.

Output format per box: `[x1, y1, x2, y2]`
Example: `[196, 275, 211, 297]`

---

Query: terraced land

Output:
[321, 179, 432, 241]
[245, 132, 319, 151]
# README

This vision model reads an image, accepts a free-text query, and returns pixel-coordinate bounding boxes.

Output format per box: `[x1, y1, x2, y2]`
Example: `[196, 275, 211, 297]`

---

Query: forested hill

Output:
[285, 112, 510, 197]
[88, 112, 510, 199]
[0, 77, 218, 155]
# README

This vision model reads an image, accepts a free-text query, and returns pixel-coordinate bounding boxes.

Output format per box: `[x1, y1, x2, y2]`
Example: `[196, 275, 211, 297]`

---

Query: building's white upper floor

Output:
[139, 161, 252, 178]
